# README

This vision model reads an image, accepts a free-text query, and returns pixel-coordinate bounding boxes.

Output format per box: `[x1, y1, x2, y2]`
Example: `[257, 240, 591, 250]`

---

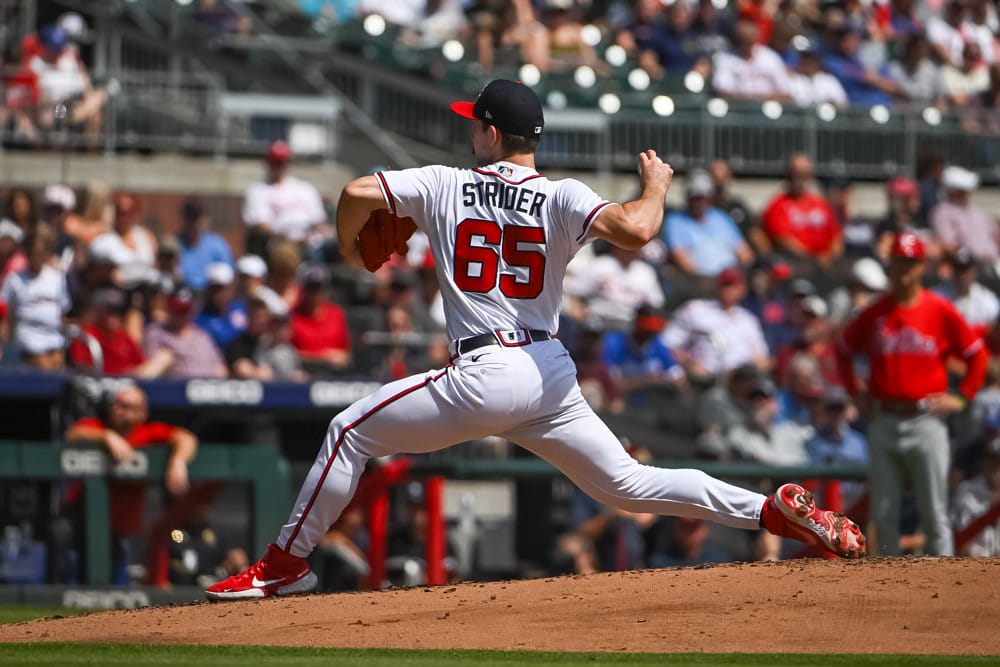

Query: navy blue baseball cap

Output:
[450, 80, 544, 138]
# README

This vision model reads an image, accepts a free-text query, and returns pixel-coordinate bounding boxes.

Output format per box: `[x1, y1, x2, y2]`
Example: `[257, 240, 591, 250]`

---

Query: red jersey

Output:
[762, 192, 840, 255]
[837, 290, 987, 402]
[68, 325, 145, 375]
[71, 417, 177, 535]
[290, 302, 351, 354]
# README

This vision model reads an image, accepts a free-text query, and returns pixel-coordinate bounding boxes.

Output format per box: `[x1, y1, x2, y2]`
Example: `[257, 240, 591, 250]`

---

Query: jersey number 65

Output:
[453, 218, 546, 299]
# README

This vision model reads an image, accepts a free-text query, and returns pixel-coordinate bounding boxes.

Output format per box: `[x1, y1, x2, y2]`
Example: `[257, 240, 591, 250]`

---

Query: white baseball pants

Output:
[277, 339, 766, 557]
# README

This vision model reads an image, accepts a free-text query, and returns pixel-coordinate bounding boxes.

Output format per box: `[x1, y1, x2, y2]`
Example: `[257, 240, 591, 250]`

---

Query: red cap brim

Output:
[450, 100, 477, 120]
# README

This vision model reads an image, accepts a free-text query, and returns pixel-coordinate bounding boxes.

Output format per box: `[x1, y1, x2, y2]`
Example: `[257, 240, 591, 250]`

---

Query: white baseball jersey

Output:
[243, 176, 327, 242]
[375, 161, 610, 340]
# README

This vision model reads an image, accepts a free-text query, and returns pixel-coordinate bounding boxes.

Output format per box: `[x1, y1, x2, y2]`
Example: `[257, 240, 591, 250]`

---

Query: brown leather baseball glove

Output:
[356, 209, 417, 272]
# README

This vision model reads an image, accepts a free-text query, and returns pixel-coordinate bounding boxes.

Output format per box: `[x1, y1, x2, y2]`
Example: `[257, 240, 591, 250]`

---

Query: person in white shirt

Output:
[662, 267, 770, 382]
[0, 225, 70, 369]
[242, 141, 329, 254]
[938, 42, 991, 106]
[951, 437, 1000, 556]
[789, 50, 849, 108]
[712, 20, 792, 102]
[934, 247, 999, 332]
[926, 0, 969, 67]
[563, 244, 665, 331]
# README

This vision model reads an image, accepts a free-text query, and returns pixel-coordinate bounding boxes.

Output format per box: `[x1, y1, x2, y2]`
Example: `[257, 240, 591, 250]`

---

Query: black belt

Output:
[455, 329, 551, 356]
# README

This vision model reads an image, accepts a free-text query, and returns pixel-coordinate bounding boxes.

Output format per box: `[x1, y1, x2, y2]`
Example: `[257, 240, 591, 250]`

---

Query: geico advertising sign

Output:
[61, 449, 149, 477]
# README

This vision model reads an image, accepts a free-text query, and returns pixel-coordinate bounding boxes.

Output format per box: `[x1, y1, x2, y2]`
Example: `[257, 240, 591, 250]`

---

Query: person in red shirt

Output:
[64, 385, 197, 584]
[836, 233, 987, 557]
[290, 264, 351, 374]
[761, 154, 842, 266]
[68, 287, 163, 376]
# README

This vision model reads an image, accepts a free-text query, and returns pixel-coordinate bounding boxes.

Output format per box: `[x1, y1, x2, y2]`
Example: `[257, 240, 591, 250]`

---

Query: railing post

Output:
[366, 484, 390, 589]
[425, 475, 446, 585]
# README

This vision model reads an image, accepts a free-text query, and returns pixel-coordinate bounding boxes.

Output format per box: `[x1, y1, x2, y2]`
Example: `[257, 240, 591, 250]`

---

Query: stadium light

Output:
[707, 97, 729, 118]
[604, 45, 627, 67]
[684, 71, 705, 94]
[816, 102, 837, 122]
[628, 68, 651, 91]
[519, 64, 541, 87]
[870, 104, 891, 124]
[574, 65, 597, 88]
[922, 106, 942, 126]
[442, 40, 464, 62]
[762, 100, 783, 120]
[363, 14, 386, 36]
[652, 95, 675, 117]
[547, 90, 568, 110]
[581, 24, 602, 47]
[598, 93, 622, 114]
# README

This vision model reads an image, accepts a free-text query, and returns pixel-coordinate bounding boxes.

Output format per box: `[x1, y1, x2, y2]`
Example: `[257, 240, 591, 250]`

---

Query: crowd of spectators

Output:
[2, 139, 999, 575]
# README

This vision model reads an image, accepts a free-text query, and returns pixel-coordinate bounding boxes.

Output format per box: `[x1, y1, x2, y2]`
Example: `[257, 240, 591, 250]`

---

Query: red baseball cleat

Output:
[773, 483, 867, 559]
[205, 543, 317, 601]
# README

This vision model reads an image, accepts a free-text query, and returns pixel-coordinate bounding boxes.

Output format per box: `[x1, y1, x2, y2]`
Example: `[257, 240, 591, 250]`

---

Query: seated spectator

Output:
[42, 184, 79, 271]
[775, 351, 825, 426]
[646, 516, 732, 568]
[775, 291, 843, 389]
[196, 263, 247, 349]
[888, 35, 941, 105]
[600, 305, 685, 410]
[64, 180, 112, 246]
[469, 0, 548, 73]
[155, 236, 182, 286]
[3, 188, 39, 236]
[822, 24, 898, 107]
[68, 287, 160, 376]
[225, 292, 304, 381]
[0, 225, 69, 369]
[789, 48, 849, 108]
[695, 363, 760, 459]
[828, 257, 888, 327]
[664, 169, 753, 278]
[64, 385, 197, 585]
[0, 219, 27, 285]
[66, 233, 131, 319]
[875, 177, 931, 262]
[242, 141, 329, 255]
[266, 239, 304, 307]
[27, 24, 108, 145]
[939, 42, 991, 107]
[931, 166, 998, 263]
[925, 0, 968, 68]
[825, 177, 877, 258]
[177, 200, 233, 291]
[934, 248, 999, 337]
[761, 154, 842, 267]
[290, 265, 352, 373]
[711, 20, 792, 101]
[662, 268, 770, 383]
[724, 375, 809, 465]
[144, 286, 227, 378]
[533, 0, 602, 74]
[707, 160, 756, 246]
[880, 0, 922, 43]
[369, 304, 441, 381]
[110, 193, 157, 268]
[950, 437, 1000, 556]
[805, 385, 868, 507]
[742, 257, 792, 353]
[563, 243, 665, 332]
[235, 255, 268, 301]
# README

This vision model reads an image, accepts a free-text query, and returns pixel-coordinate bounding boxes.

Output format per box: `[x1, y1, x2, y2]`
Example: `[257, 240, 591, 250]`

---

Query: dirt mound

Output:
[3, 558, 999, 655]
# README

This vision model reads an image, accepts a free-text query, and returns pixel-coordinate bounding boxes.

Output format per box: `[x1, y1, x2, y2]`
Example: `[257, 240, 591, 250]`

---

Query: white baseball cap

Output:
[205, 262, 235, 287]
[236, 254, 268, 279]
[801, 295, 828, 318]
[88, 233, 132, 266]
[942, 165, 979, 192]
[0, 219, 24, 243]
[253, 285, 289, 318]
[852, 257, 888, 291]
[43, 184, 77, 211]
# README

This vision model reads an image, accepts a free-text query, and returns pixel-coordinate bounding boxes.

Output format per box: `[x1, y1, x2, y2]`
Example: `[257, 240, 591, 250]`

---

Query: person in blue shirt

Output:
[822, 24, 899, 107]
[805, 385, 869, 506]
[178, 200, 234, 291]
[601, 305, 685, 409]
[664, 169, 753, 278]
[195, 262, 247, 348]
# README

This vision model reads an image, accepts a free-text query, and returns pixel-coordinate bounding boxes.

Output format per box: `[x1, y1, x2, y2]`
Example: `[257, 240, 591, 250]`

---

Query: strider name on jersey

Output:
[461, 181, 547, 217]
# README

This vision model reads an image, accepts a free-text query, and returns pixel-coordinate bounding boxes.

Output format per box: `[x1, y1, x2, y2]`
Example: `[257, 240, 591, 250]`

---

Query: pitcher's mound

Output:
[3, 558, 999, 654]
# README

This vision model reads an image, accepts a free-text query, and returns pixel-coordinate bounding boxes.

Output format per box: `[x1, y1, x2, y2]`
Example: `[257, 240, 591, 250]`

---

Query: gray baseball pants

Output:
[868, 410, 953, 556]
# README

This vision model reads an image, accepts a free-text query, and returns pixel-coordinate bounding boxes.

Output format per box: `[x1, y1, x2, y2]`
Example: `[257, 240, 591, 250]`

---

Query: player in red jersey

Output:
[836, 233, 988, 556]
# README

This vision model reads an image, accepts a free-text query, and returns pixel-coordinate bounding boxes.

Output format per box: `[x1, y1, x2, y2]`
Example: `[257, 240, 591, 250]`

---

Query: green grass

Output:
[0, 607, 89, 625]
[0, 646, 997, 667]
